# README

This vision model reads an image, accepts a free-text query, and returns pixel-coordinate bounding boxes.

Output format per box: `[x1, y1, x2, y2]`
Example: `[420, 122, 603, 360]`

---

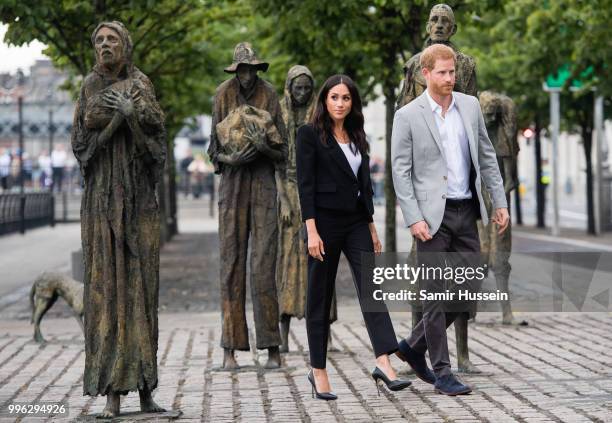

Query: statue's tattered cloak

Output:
[72, 22, 165, 396]
[276, 65, 336, 321]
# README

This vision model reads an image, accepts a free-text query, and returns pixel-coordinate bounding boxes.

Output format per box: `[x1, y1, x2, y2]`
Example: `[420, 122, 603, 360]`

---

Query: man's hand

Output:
[491, 207, 510, 234]
[410, 220, 432, 242]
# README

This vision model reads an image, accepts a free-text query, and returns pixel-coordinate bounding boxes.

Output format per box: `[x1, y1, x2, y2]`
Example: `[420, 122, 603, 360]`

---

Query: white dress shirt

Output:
[425, 90, 472, 199]
[338, 142, 361, 177]
[338, 141, 362, 196]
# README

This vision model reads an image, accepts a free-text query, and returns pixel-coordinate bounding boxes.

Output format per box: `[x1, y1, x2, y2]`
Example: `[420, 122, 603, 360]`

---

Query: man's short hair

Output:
[420, 44, 457, 70]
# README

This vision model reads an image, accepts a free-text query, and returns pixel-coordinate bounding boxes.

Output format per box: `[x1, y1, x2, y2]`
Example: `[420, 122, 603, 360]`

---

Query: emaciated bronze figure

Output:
[72, 21, 166, 417]
[396, 3, 480, 374]
[208, 42, 287, 370]
[396, 3, 476, 109]
[276, 65, 339, 353]
[478, 90, 521, 325]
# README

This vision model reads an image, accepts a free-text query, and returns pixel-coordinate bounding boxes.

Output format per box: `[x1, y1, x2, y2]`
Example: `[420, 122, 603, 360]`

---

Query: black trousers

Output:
[306, 203, 399, 369]
[405, 199, 480, 377]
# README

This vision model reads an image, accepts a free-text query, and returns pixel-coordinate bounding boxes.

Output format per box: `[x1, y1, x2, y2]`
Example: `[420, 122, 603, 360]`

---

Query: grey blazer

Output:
[391, 91, 507, 236]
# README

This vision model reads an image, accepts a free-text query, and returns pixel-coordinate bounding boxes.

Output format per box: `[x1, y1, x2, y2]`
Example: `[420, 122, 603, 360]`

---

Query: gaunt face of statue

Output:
[290, 75, 314, 106]
[94, 27, 124, 67]
[482, 103, 499, 127]
[236, 64, 258, 91]
[426, 8, 456, 42]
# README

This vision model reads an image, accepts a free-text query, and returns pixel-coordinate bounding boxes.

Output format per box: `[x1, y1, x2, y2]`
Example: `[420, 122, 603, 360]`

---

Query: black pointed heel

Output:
[371, 367, 411, 396]
[308, 369, 338, 401]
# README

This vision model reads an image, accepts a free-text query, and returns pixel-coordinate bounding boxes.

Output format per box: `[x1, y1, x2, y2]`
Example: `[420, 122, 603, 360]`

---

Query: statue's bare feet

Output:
[280, 316, 290, 353]
[264, 346, 281, 369]
[457, 360, 483, 374]
[99, 392, 120, 418]
[223, 348, 239, 370]
[139, 388, 165, 413]
[502, 311, 514, 325]
[327, 331, 340, 352]
[33, 330, 46, 344]
[327, 335, 340, 352]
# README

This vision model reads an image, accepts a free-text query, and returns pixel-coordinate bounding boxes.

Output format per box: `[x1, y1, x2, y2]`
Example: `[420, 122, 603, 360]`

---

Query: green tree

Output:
[1, 0, 249, 239]
[248, 0, 485, 251]
[461, 0, 612, 234]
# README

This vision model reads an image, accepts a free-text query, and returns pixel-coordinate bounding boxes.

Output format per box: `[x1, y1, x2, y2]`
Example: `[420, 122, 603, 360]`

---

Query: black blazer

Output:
[296, 124, 374, 222]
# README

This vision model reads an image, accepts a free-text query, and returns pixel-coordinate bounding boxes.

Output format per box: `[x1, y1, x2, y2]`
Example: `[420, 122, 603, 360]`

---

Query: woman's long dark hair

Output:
[310, 74, 369, 155]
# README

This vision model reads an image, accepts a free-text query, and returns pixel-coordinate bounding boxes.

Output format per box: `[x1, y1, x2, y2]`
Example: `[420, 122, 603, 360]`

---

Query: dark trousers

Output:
[306, 203, 399, 369]
[406, 199, 480, 377]
[52, 167, 64, 192]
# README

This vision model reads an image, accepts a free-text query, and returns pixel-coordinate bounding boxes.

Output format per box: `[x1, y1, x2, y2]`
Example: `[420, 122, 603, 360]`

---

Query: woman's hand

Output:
[369, 223, 382, 254]
[307, 230, 325, 261]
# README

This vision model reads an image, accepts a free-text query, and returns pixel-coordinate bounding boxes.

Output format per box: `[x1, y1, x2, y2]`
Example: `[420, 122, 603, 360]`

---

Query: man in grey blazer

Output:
[391, 44, 509, 395]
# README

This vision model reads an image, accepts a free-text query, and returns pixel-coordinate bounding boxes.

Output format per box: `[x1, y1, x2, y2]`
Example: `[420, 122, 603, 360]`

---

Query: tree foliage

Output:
[0, 0, 250, 138]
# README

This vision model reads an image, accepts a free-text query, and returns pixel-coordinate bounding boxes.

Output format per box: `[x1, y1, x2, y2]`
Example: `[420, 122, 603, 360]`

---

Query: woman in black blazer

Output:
[296, 74, 410, 400]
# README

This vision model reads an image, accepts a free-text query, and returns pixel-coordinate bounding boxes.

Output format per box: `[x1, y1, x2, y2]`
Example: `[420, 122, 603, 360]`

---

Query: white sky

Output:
[0, 23, 48, 74]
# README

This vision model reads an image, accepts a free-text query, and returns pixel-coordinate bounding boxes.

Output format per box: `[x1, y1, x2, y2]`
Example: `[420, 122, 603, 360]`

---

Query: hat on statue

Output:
[224, 42, 269, 73]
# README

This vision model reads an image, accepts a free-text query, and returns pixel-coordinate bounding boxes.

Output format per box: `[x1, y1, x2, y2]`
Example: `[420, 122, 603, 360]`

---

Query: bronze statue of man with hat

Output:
[208, 42, 288, 370]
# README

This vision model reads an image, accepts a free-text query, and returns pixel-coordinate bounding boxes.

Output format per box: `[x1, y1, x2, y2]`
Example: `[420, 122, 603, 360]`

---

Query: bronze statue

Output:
[276, 65, 339, 353]
[208, 42, 287, 370]
[478, 91, 520, 325]
[30, 272, 84, 343]
[72, 21, 166, 418]
[396, 3, 480, 374]
[396, 3, 476, 109]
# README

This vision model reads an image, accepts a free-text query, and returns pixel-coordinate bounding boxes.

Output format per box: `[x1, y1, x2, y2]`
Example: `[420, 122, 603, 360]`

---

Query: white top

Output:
[51, 149, 67, 168]
[338, 142, 361, 177]
[38, 155, 52, 173]
[0, 153, 10, 177]
[426, 90, 472, 199]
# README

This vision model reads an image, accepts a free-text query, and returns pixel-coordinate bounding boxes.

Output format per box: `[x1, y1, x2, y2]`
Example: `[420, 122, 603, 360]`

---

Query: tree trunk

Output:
[167, 141, 178, 237]
[534, 114, 546, 228]
[582, 123, 596, 234]
[384, 87, 396, 252]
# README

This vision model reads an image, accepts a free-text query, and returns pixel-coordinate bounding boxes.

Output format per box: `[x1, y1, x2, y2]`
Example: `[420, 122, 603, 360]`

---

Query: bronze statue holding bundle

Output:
[208, 42, 288, 370]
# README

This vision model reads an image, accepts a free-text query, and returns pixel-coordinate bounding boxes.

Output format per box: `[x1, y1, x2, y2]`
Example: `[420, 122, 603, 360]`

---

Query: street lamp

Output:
[0, 68, 36, 233]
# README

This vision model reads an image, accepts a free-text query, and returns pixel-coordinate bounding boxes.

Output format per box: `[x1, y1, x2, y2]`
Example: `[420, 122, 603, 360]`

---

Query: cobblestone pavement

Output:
[2, 198, 612, 422]
[0, 309, 611, 422]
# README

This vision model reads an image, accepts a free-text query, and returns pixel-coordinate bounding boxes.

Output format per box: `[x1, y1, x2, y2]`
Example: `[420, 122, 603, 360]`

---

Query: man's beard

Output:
[432, 83, 454, 96]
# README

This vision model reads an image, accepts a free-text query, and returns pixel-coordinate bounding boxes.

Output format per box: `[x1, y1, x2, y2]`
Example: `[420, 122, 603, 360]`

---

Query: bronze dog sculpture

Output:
[30, 272, 84, 343]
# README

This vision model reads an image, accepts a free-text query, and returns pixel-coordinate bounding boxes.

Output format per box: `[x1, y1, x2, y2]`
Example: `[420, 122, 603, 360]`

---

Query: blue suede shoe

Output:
[434, 373, 472, 396]
[397, 340, 436, 385]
